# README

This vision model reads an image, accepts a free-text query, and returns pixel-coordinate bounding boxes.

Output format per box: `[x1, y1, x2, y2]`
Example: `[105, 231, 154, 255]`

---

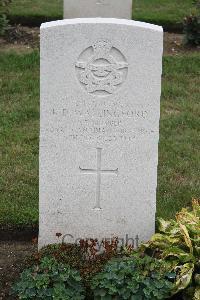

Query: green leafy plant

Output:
[0, 0, 12, 35]
[11, 201, 200, 300]
[91, 255, 175, 299]
[30, 241, 120, 299]
[140, 199, 200, 300]
[183, 0, 200, 45]
[12, 256, 85, 299]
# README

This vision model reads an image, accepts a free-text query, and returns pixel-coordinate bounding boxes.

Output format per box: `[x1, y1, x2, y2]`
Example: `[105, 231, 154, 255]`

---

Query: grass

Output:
[133, 0, 195, 31]
[0, 51, 200, 225]
[8, 0, 196, 31]
[8, 0, 63, 27]
[158, 54, 200, 218]
[0, 52, 39, 226]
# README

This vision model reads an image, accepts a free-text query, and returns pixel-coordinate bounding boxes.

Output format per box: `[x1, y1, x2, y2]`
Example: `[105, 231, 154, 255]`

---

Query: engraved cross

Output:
[79, 148, 118, 210]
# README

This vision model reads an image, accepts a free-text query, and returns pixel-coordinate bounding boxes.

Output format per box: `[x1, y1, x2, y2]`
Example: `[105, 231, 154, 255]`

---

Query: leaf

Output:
[194, 286, 200, 300]
[179, 223, 193, 254]
[172, 263, 194, 295]
[192, 198, 200, 217]
[157, 218, 172, 233]
[162, 247, 194, 263]
[151, 233, 181, 247]
[176, 207, 199, 225]
[194, 274, 200, 285]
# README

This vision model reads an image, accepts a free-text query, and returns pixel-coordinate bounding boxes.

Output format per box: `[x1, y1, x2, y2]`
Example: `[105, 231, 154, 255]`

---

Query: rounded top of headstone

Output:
[41, 18, 163, 33]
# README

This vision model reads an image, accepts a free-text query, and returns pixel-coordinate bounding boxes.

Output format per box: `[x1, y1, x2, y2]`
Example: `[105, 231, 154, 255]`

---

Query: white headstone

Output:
[39, 18, 163, 249]
[64, 0, 132, 19]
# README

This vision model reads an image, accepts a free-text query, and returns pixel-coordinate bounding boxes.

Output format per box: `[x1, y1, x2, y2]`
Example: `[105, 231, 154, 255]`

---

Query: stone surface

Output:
[64, 0, 132, 19]
[39, 18, 163, 249]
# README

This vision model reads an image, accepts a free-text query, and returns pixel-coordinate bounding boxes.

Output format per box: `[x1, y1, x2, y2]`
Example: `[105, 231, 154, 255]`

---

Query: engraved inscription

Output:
[42, 99, 155, 144]
[79, 148, 118, 210]
[96, 0, 106, 4]
[96, 0, 109, 5]
[75, 40, 128, 96]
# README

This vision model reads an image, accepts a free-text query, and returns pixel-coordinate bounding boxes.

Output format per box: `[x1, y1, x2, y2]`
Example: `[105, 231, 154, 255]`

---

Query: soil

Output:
[0, 25, 39, 54]
[0, 241, 37, 300]
[0, 25, 200, 55]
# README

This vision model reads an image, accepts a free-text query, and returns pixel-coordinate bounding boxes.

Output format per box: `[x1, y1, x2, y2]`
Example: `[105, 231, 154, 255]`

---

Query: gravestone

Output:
[39, 18, 163, 249]
[64, 0, 132, 19]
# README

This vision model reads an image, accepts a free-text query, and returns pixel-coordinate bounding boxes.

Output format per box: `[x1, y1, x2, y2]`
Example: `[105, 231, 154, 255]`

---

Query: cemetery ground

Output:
[0, 30, 200, 298]
[0, 0, 200, 297]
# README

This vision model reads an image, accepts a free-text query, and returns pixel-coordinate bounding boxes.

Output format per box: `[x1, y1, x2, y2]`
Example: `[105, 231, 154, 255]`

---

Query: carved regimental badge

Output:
[75, 40, 128, 96]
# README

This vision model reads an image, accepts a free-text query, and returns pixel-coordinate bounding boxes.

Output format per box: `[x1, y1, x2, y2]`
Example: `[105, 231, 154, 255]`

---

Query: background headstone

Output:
[39, 18, 163, 249]
[64, 0, 132, 19]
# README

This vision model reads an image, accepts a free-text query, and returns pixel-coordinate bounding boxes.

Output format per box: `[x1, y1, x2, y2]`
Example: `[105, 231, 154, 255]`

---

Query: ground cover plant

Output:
[140, 199, 200, 299]
[91, 256, 175, 300]
[12, 201, 200, 299]
[7, 0, 195, 31]
[30, 238, 120, 298]
[12, 256, 85, 299]
[0, 51, 200, 226]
